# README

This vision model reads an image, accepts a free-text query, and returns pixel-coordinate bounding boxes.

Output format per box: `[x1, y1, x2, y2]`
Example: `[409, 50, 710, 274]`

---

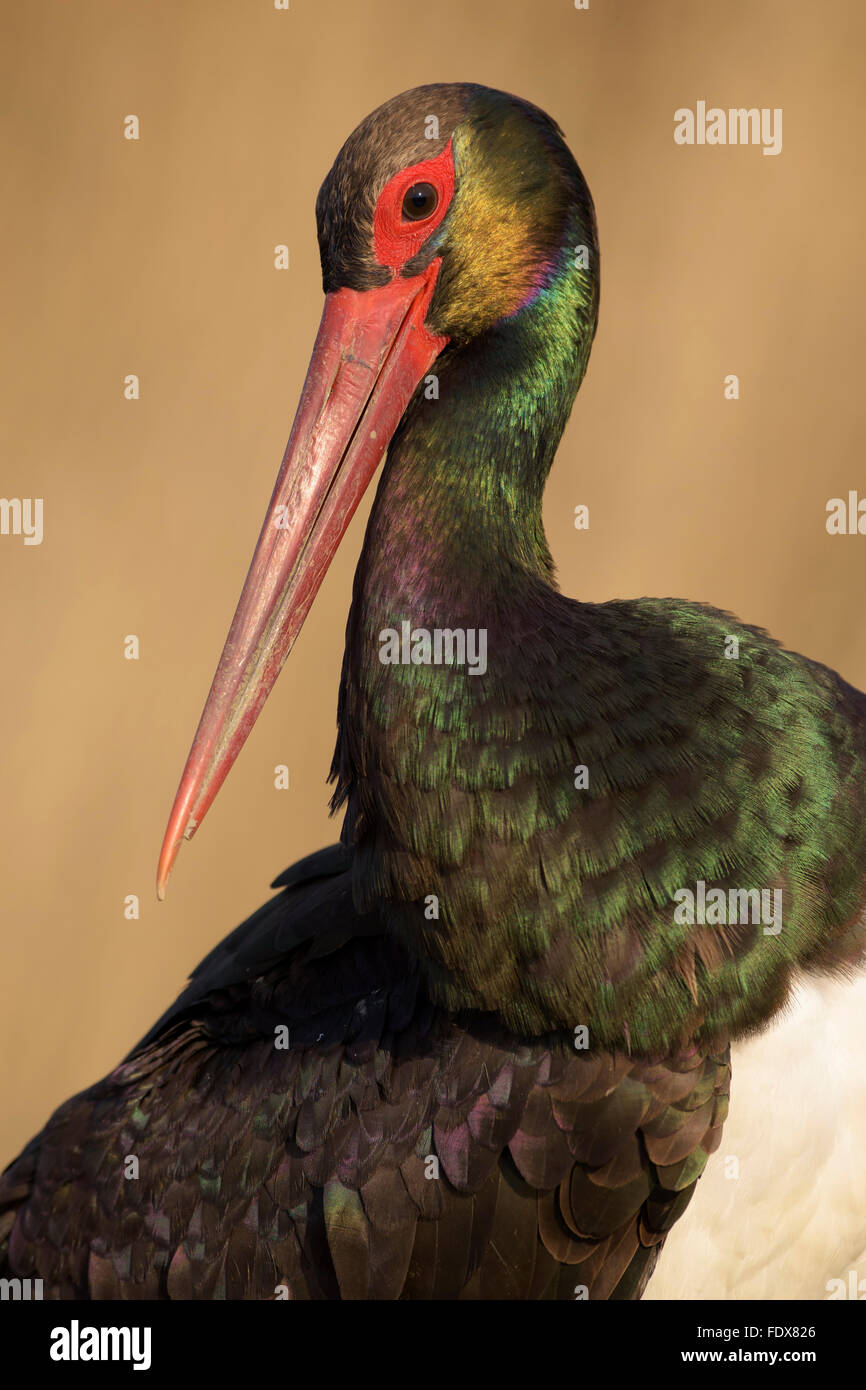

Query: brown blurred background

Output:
[1, 0, 864, 1159]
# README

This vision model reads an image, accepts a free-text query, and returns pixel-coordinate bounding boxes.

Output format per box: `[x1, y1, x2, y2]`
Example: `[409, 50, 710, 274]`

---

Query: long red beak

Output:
[157, 260, 447, 897]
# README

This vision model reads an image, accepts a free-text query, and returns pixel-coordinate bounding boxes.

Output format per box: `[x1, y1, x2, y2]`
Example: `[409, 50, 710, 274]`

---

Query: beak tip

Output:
[156, 831, 180, 902]
[156, 798, 200, 902]
[156, 849, 173, 900]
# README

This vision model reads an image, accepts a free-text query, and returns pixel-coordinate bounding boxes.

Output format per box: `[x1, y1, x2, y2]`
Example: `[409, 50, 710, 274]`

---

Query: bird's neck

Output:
[357, 347, 560, 601]
[330, 302, 590, 1011]
[341, 265, 596, 633]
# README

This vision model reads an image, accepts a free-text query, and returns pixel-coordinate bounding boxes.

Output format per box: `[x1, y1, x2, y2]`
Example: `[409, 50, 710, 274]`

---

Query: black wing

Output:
[0, 846, 729, 1299]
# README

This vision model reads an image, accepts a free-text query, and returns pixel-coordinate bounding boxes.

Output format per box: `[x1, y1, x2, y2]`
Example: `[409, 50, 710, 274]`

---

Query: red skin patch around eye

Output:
[373, 140, 455, 271]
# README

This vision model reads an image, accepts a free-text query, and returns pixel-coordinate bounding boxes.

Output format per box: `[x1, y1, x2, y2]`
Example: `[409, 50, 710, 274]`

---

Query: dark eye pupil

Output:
[401, 182, 438, 221]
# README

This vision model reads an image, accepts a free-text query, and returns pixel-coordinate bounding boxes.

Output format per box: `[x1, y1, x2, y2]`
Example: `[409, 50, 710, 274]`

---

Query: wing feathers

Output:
[0, 848, 731, 1300]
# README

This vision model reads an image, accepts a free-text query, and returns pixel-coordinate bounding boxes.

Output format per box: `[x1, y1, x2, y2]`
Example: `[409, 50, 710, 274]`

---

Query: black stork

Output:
[2, 82, 865, 1301]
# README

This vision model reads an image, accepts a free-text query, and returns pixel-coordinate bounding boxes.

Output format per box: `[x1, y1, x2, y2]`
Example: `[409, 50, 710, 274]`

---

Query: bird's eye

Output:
[401, 182, 438, 222]
[373, 144, 453, 268]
